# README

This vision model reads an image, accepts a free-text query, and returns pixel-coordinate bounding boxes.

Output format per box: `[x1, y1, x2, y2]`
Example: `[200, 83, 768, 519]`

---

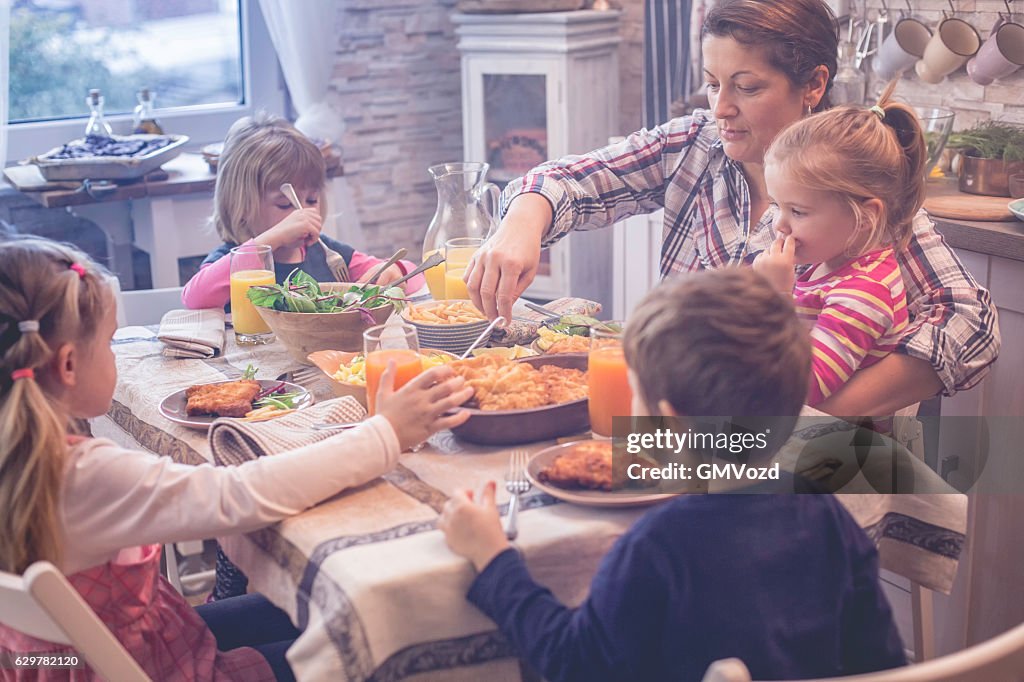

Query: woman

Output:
[465, 0, 998, 416]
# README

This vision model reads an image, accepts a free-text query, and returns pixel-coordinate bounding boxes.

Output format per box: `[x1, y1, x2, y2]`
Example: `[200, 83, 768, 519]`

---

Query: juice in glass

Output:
[588, 325, 632, 437]
[422, 249, 447, 300]
[443, 237, 482, 300]
[363, 323, 421, 415]
[365, 349, 423, 414]
[444, 267, 470, 300]
[229, 243, 276, 345]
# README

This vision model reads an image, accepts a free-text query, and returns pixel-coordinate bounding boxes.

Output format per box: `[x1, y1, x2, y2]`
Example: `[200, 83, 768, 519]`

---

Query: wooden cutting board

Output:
[924, 193, 1015, 222]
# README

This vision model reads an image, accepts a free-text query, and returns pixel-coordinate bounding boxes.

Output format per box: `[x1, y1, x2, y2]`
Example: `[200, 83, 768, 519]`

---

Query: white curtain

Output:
[1, 0, 10, 169]
[257, 0, 366, 250]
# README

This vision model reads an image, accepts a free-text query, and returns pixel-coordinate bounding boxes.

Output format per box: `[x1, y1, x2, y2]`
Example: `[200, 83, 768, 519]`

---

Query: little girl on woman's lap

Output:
[754, 83, 927, 410]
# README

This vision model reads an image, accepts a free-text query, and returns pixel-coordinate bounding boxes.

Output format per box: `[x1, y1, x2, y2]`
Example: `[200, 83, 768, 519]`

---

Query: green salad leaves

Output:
[542, 315, 622, 336]
[247, 269, 406, 320]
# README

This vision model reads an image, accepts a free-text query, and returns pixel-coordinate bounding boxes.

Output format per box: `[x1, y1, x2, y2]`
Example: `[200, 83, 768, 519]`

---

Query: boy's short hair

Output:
[624, 268, 810, 450]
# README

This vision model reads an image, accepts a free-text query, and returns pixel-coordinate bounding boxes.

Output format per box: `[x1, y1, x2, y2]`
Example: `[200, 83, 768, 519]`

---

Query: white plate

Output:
[526, 441, 678, 508]
[158, 379, 313, 430]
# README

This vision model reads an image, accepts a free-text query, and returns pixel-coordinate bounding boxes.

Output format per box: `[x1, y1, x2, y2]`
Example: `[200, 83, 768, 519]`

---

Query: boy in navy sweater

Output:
[438, 268, 906, 681]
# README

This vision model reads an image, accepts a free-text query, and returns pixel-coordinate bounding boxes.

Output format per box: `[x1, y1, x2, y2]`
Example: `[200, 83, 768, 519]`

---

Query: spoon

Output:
[387, 251, 445, 291]
[459, 316, 506, 359]
[280, 183, 351, 282]
[311, 421, 362, 431]
[363, 247, 408, 286]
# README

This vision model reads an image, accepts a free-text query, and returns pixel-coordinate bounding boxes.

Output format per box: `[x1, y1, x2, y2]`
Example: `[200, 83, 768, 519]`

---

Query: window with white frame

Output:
[5, 0, 285, 163]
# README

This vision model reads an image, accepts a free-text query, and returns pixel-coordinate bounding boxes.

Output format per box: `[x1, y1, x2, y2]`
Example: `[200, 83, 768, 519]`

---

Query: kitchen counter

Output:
[926, 178, 1024, 262]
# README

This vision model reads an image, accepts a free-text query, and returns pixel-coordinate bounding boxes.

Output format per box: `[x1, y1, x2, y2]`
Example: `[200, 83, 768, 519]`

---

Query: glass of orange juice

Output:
[444, 237, 483, 299]
[229, 244, 276, 345]
[363, 323, 423, 415]
[588, 322, 632, 438]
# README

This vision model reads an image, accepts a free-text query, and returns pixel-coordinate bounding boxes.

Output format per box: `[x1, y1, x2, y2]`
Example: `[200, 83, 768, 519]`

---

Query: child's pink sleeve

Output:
[181, 239, 257, 309]
[348, 250, 426, 293]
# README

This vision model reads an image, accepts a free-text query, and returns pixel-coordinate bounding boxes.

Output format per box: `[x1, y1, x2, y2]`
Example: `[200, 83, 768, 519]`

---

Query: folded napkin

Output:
[492, 297, 603, 346]
[209, 396, 367, 466]
[158, 308, 226, 359]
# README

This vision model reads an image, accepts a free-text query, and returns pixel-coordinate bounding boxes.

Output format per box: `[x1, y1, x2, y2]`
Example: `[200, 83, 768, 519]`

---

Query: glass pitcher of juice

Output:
[422, 162, 500, 300]
[229, 244, 275, 345]
[588, 323, 632, 438]
[363, 323, 422, 415]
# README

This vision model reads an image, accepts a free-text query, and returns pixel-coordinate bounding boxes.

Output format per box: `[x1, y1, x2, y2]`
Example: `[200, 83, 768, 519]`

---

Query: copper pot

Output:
[958, 155, 1024, 196]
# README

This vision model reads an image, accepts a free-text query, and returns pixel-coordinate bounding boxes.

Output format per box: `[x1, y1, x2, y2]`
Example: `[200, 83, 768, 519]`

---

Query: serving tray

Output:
[32, 134, 189, 181]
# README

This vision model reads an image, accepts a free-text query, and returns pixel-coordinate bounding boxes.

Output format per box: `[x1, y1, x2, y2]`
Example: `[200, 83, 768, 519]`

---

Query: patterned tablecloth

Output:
[94, 326, 968, 682]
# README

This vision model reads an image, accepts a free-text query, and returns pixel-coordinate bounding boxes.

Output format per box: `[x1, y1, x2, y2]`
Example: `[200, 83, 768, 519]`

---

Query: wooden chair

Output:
[701, 620, 1024, 681]
[0, 561, 151, 681]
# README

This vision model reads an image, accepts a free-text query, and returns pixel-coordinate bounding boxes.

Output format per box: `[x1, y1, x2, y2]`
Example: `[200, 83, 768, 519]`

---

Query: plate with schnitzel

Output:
[527, 440, 677, 507]
[447, 354, 590, 445]
[159, 379, 313, 429]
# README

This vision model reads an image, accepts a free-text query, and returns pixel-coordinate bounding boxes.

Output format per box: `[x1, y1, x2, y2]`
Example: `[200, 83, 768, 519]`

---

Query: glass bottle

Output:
[132, 88, 164, 135]
[421, 162, 500, 300]
[84, 89, 113, 138]
[831, 42, 867, 107]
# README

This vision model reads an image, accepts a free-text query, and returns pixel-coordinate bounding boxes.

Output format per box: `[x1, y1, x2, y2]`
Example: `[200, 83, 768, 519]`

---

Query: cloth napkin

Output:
[157, 308, 226, 359]
[492, 296, 603, 346]
[209, 396, 367, 466]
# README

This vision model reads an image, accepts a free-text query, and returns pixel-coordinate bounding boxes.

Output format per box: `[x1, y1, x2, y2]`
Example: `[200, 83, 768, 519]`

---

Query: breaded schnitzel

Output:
[185, 379, 262, 418]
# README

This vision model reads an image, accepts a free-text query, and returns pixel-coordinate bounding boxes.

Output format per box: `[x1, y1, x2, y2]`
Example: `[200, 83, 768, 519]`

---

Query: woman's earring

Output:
[807, 104, 813, 115]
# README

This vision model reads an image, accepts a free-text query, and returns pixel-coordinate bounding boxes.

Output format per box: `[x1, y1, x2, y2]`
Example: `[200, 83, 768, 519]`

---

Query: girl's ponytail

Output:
[875, 80, 927, 248]
[0, 239, 109, 573]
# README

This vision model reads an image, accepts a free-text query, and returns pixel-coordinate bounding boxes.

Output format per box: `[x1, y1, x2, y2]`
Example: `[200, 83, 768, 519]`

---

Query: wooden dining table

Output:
[92, 323, 969, 681]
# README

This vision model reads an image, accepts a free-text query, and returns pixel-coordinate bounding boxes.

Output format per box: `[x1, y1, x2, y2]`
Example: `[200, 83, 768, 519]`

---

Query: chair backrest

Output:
[701, 620, 1024, 681]
[117, 286, 187, 327]
[0, 561, 151, 681]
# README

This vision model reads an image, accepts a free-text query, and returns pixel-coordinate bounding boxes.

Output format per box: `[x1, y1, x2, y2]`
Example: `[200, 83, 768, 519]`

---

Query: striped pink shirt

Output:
[794, 249, 908, 406]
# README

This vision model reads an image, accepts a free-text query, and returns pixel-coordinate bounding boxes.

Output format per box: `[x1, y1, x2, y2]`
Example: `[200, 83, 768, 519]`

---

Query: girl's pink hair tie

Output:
[69, 263, 87, 279]
[11, 368, 35, 381]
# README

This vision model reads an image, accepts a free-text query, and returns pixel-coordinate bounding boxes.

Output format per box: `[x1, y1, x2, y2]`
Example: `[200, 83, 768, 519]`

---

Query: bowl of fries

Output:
[308, 348, 458, 408]
[401, 299, 493, 355]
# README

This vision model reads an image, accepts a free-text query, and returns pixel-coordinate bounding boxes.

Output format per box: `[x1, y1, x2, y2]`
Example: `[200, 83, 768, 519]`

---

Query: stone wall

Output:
[329, 1, 645, 257]
[863, 0, 1024, 129]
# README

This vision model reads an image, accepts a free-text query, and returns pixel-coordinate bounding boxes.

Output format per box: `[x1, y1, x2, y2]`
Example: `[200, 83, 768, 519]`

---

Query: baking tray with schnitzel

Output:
[527, 440, 676, 507]
[447, 354, 590, 445]
[159, 379, 313, 430]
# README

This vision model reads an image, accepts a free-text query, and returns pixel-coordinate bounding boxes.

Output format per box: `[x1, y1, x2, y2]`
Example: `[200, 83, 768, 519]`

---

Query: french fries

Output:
[404, 300, 486, 325]
[243, 405, 296, 422]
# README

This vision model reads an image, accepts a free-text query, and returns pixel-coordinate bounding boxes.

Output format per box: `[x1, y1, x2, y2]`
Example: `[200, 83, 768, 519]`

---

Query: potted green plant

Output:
[947, 121, 1024, 196]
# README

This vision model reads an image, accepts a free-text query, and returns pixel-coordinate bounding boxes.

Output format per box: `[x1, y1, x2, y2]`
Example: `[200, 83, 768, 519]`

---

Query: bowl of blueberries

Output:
[32, 133, 189, 181]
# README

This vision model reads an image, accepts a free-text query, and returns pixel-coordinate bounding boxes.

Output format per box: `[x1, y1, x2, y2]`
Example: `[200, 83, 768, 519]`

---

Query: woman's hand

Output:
[752, 236, 796, 294]
[437, 482, 511, 572]
[375, 363, 474, 451]
[255, 208, 323, 251]
[465, 194, 550, 322]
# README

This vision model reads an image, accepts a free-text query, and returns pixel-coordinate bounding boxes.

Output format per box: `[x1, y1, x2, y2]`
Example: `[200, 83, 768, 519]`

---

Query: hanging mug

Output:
[915, 14, 981, 83]
[966, 15, 1024, 85]
[874, 16, 933, 79]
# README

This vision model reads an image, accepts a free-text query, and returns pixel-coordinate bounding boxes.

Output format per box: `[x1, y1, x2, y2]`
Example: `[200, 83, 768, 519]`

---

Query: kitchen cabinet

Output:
[453, 10, 620, 308]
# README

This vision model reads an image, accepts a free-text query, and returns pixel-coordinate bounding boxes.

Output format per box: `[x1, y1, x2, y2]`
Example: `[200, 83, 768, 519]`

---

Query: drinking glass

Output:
[444, 237, 484, 300]
[363, 323, 422, 415]
[587, 323, 632, 438]
[229, 244, 275, 345]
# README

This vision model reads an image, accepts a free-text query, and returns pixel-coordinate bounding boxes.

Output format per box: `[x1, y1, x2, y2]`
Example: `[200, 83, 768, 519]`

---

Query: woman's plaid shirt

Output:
[501, 110, 999, 395]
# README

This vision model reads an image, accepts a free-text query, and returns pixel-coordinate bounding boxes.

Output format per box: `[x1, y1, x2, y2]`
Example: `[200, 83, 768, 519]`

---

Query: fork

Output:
[275, 366, 320, 386]
[280, 183, 351, 283]
[504, 449, 532, 541]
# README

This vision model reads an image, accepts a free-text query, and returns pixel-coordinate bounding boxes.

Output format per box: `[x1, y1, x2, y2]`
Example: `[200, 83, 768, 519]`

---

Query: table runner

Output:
[96, 326, 968, 681]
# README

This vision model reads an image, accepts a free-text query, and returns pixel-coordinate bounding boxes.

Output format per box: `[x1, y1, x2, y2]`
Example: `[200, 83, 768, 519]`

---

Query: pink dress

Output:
[0, 544, 274, 681]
